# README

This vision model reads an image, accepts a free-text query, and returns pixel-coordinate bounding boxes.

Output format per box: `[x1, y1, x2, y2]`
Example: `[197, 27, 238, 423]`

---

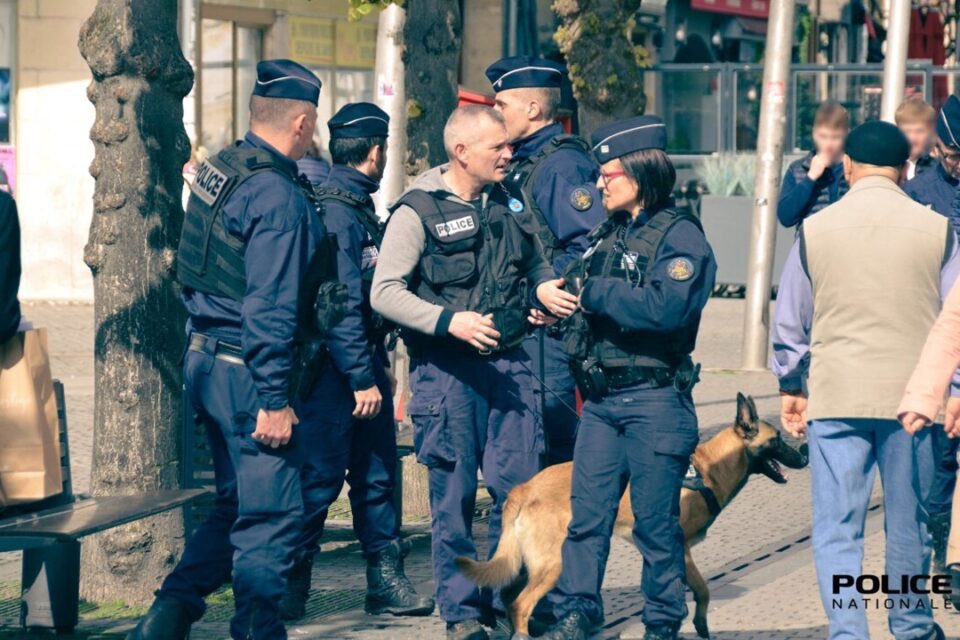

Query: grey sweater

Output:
[371, 165, 551, 337]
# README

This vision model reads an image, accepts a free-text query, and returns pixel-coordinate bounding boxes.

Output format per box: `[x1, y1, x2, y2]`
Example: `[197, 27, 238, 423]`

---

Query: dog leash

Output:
[517, 357, 581, 419]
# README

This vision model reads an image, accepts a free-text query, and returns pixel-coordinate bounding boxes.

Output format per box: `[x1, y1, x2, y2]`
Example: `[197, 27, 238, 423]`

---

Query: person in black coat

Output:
[0, 190, 21, 344]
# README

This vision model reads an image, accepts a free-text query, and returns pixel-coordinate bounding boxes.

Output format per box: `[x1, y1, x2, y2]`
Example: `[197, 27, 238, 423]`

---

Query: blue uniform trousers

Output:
[807, 419, 935, 640]
[522, 329, 578, 465]
[928, 426, 958, 515]
[295, 357, 398, 556]
[549, 384, 698, 628]
[407, 346, 542, 623]
[159, 342, 304, 640]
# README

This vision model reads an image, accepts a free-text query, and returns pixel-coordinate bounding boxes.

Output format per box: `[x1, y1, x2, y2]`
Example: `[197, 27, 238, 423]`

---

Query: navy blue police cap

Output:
[485, 56, 565, 92]
[590, 115, 667, 164]
[938, 95, 960, 149]
[252, 59, 321, 105]
[328, 102, 390, 139]
[845, 120, 909, 167]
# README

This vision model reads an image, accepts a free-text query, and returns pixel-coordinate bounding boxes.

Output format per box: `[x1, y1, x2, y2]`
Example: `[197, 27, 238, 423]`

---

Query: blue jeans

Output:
[807, 418, 935, 640]
[549, 384, 699, 628]
[295, 359, 398, 557]
[407, 346, 542, 623]
[928, 426, 958, 515]
[159, 345, 304, 640]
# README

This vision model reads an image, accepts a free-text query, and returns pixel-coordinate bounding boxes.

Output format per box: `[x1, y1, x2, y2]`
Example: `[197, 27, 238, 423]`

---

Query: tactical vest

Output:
[502, 134, 592, 265]
[177, 145, 300, 301]
[389, 188, 537, 353]
[569, 207, 704, 370]
[314, 187, 395, 340]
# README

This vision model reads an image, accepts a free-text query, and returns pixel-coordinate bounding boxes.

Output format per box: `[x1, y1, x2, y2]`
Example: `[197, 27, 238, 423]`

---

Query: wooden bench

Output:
[0, 381, 207, 632]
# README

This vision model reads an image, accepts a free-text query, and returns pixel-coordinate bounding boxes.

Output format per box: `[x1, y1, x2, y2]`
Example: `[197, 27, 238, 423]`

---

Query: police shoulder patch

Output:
[569, 186, 594, 211]
[667, 257, 696, 281]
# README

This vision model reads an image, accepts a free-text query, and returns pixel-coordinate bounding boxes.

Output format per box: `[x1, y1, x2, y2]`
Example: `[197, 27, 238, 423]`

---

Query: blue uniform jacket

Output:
[321, 165, 382, 392]
[580, 207, 717, 332]
[771, 233, 960, 394]
[298, 155, 331, 187]
[903, 162, 960, 231]
[777, 152, 847, 228]
[182, 132, 319, 410]
[511, 122, 607, 274]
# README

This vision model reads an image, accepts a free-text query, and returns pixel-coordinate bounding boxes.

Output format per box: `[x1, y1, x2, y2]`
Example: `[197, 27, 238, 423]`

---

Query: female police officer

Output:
[541, 115, 717, 640]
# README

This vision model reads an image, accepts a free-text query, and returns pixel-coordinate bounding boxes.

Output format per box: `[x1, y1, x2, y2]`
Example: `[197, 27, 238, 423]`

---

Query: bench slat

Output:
[0, 489, 209, 543]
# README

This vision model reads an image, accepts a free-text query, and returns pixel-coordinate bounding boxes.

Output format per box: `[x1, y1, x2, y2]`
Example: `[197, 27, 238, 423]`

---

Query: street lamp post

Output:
[740, 0, 797, 370]
[880, 0, 912, 123]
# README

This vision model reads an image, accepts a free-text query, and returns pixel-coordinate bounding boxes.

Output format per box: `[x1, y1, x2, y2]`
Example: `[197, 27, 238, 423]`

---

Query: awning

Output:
[691, 0, 769, 19]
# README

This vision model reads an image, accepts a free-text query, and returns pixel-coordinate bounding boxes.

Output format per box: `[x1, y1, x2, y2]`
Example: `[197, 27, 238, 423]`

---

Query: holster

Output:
[571, 357, 609, 402]
[288, 339, 331, 402]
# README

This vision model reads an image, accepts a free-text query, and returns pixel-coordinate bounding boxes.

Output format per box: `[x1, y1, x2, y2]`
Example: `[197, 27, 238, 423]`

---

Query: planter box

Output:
[699, 195, 796, 291]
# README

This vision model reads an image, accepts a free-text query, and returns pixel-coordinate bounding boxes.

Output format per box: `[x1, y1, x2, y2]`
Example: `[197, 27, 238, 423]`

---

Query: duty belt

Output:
[188, 333, 245, 366]
[604, 365, 676, 390]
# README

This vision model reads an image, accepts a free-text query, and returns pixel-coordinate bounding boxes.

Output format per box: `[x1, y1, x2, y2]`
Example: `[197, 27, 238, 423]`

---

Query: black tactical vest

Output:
[568, 207, 704, 370]
[389, 188, 538, 353]
[314, 187, 395, 340]
[177, 145, 300, 301]
[502, 134, 593, 265]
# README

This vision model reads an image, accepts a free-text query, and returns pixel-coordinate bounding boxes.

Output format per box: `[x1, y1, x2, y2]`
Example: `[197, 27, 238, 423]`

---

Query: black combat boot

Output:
[642, 622, 680, 640]
[126, 595, 194, 640]
[539, 611, 596, 640]
[929, 511, 951, 573]
[365, 539, 436, 616]
[279, 552, 315, 620]
[447, 619, 490, 640]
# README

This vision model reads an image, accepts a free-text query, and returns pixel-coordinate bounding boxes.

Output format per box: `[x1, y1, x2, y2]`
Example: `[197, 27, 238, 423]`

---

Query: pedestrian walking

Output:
[541, 115, 716, 640]
[772, 121, 950, 640]
[370, 105, 577, 640]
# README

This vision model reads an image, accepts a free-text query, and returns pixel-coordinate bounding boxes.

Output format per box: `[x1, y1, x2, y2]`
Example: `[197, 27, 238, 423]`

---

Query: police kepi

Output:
[486, 55, 605, 468]
[279, 101, 435, 620]
[128, 60, 334, 640]
[541, 115, 717, 640]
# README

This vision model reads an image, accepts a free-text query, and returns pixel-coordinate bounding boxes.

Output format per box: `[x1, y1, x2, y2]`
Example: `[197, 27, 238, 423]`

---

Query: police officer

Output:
[542, 116, 717, 640]
[279, 103, 434, 619]
[371, 105, 578, 640]
[486, 56, 606, 465]
[903, 94, 960, 574]
[128, 60, 327, 640]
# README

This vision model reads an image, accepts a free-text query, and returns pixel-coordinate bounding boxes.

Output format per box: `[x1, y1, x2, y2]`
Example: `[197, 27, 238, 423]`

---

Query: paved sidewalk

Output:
[2, 299, 958, 639]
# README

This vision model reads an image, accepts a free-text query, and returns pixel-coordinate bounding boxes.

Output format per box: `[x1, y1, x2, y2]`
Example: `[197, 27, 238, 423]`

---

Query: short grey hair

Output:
[248, 95, 314, 130]
[529, 87, 561, 122]
[443, 105, 506, 159]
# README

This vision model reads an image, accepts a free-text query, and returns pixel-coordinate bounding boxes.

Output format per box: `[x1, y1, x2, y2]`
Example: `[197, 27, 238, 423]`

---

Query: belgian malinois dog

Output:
[457, 393, 808, 639]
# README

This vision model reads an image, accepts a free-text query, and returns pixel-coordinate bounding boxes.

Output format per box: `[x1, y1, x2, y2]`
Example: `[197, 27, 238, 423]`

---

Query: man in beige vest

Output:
[772, 120, 958, 640]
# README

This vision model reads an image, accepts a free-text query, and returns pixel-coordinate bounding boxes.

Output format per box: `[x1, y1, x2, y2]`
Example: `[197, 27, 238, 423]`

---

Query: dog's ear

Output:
[735, 392, 760, 438]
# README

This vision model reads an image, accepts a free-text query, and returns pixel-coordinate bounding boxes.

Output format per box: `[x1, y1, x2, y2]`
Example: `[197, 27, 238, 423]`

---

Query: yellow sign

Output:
[335, 20, 377, 69]
[289, 16, 335, 66]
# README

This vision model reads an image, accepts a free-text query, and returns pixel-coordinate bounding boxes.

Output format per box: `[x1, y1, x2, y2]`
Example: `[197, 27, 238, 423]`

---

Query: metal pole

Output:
[880, 0, 911, 123]
[374, 4, 407, 220]
[740, 0, 797, 370]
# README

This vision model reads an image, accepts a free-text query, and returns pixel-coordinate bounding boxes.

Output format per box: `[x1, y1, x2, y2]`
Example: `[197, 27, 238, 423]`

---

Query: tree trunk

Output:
[78, 0, 194, 605]
[552, 0, 647, 136]
[402, 0, 462, 177]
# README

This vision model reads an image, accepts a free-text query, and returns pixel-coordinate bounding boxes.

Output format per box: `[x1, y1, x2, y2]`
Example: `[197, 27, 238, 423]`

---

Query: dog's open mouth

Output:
[760, 441, 809, 484]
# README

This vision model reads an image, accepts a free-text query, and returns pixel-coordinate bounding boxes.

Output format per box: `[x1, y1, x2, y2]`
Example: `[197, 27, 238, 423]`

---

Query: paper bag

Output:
[0, 329, 63, 506]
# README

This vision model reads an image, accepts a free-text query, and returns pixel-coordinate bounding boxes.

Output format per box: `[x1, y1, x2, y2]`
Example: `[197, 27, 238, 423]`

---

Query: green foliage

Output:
[344, 0, 403, 21]
[552, 0, 649, 117]
[698, 154, 756, 197]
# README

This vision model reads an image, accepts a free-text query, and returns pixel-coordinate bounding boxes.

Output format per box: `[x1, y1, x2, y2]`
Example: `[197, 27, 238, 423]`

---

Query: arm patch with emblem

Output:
[570, 186, 594, 211]
[667, 257, 695, 281]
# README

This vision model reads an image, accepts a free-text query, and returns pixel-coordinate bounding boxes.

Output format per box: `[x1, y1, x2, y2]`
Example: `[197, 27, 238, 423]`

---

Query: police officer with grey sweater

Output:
[371, 105, 577, 640]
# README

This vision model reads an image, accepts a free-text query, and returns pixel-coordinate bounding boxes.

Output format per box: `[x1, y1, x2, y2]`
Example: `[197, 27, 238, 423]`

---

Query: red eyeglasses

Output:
[600, 169, 627, 183]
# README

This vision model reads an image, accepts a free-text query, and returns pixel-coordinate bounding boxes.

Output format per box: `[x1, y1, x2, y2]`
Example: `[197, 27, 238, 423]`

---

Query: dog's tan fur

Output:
[457, 394, 795, 639]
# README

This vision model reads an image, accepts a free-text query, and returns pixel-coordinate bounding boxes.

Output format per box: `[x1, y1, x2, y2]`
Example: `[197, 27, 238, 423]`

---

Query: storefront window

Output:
[0, 0, 14, 145]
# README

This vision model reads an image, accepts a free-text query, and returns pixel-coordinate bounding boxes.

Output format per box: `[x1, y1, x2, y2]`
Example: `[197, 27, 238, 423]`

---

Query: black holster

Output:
[289, 339, 330, 402]
[571, 357, 609, 402]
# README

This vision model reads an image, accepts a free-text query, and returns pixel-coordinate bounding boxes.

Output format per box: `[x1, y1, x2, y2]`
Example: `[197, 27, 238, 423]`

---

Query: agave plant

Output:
[698, 153, 757, 196]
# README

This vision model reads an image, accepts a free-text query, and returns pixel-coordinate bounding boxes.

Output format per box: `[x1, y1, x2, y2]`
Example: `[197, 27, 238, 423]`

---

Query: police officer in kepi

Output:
[278, 102, 435, 620]
[486, 56, 605, 466]
[541, 116, 717, 640]
[903, 94, 960, 574]
[371, 105, 578, 640]
[128, 60, 335, 640]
